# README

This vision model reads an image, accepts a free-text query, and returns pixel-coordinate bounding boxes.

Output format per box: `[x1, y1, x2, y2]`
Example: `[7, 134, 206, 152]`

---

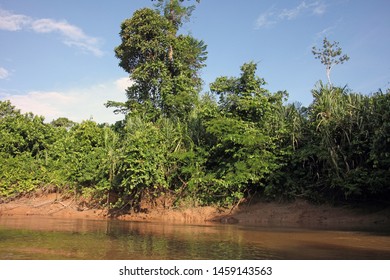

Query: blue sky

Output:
[1, 0, 389, 123]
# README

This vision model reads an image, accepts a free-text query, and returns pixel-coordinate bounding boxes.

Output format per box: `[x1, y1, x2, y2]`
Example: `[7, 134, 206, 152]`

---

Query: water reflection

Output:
[0, 216, 389, 260]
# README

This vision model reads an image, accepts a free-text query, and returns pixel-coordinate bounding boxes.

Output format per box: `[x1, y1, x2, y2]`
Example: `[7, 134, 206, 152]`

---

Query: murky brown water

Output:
[0, 216, 389, 259]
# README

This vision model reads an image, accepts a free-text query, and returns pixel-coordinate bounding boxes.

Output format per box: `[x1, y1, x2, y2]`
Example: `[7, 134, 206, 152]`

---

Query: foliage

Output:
[109, 2, 206, 120]
[0, 101, 54, 196]
[1, 2, 389, 209]
[113, 116, 167, 209]
[50, 117, 76, 130]
[153, 0, 200, 30]
[279, 84, 390, 202]
[199, 62, 291, 204]
[0, 153, 43, 197]
[1, 86, 389, 205]
[0, 101, 53, 158]
[0, 103, 112, 200]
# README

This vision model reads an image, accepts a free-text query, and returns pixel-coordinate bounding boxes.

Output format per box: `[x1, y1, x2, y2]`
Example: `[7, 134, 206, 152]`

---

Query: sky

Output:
[0, 0, 389, 124]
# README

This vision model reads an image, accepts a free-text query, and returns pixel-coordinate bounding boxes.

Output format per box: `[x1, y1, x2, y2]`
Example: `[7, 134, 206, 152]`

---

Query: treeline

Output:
[1, 81, 389, 208]
[1, 1, 389, 209]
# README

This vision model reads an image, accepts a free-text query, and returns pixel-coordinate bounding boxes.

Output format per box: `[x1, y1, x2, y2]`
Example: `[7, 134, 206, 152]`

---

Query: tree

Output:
[153, 0, 200, 61]
[50, 117, 76, 130]
[112, 8, 173, 118]
[202, 62, 289, 204]
[109, 1, 206, 120]
[61, 120, 108, 190]
[312, 37, 350, 86]
[0, 100, 20, 119]
[0, 100, 53, 157]
[152, 1, 201, 29]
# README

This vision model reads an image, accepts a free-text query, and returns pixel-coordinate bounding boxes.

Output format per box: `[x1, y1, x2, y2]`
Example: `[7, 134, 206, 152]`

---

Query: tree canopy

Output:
[108, 0, 207, 120]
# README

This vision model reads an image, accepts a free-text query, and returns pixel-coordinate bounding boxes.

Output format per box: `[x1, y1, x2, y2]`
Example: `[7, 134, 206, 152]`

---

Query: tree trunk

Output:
[168, 45, 173, 62]
[168, 0, 175, 62]
[326, 65, 332, 86]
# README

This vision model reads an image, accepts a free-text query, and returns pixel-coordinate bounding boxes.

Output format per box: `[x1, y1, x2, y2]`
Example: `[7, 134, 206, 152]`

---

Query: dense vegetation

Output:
[1, 1, 389, 210]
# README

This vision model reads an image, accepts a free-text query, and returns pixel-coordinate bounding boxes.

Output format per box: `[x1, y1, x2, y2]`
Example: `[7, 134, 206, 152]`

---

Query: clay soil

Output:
[1, 192, 390, 229]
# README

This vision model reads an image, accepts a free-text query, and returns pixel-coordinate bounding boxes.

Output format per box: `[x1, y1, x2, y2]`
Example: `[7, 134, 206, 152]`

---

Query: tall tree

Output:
[312, 37, 350, 86]
[108, 1, 206, 120]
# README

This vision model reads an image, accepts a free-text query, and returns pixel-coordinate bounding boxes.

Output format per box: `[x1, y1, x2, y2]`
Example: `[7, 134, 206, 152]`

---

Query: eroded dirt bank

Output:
[1, 193, 390, 229]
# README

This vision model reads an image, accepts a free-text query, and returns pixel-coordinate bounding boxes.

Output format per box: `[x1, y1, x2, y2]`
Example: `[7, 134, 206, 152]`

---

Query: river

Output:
[0, 216, 389, 259]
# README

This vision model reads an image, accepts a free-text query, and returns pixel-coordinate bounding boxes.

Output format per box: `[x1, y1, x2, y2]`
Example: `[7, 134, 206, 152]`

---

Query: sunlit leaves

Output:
[203, 62, 289, 204]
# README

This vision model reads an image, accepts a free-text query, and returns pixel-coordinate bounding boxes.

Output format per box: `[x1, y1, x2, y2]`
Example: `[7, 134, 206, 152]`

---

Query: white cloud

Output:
[2, 77, 128, 124]
[279, 2, 308, 20]
[115, 77, 134, 92]
[255, 1, 326, 29]
[279, 1, 326, 20]
[0, 67, 9, 79]
[0, 9, 30, 31]
[255, 12, 277, 29]
[31, 18, 103, 57]
[7, 91, 73, 117]
[0, 8, 103, 56]
[312, 2, 327, 15]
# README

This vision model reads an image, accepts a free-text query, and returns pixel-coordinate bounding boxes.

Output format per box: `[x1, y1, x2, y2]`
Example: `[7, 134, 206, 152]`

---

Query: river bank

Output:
[1, 192, 390, 229]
